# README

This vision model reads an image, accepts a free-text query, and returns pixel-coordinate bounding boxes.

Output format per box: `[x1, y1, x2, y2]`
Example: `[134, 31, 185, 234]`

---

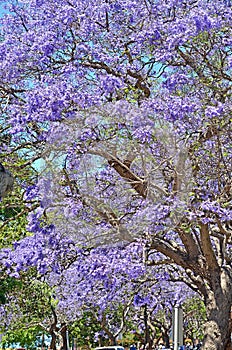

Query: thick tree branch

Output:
[200, 222, 219, 273]
[108, 157, 148, 198]
[176, 227, 201, 260]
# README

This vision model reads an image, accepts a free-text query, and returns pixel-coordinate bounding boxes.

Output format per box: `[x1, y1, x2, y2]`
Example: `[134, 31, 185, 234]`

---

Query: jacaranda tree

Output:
[0, 0, 231, 349]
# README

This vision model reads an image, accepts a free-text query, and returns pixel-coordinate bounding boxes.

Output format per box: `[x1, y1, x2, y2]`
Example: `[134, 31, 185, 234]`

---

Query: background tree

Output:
[182, 296, 206, 346]
[0, 269, 64, 350]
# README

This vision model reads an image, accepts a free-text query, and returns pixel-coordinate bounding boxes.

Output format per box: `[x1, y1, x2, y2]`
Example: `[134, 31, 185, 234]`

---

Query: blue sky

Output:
[0, 2, 8, 17]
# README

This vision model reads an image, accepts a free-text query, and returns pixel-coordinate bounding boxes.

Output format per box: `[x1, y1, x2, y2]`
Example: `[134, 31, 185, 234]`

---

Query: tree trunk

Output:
[49, 329, 57, 350]
[60, 323, 69, 350]
[144, 304, 151, 349]
[162, 330, 170, 349]
[202, 269, 232, 350]
[49, 302, 58, 350]
[109, 336, 117, 345]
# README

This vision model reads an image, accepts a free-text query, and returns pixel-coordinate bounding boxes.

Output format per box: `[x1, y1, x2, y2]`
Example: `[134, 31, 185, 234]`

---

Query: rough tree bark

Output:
[60, 323, 69, 350]
[202, 269, 232, 350]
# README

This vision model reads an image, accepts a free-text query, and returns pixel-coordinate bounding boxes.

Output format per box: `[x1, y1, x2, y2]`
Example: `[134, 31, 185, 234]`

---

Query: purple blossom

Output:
[0, 1, 231, 345]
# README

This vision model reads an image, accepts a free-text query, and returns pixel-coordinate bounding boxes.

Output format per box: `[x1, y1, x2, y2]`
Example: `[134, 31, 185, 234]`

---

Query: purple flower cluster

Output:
[0, 2, 231, 342]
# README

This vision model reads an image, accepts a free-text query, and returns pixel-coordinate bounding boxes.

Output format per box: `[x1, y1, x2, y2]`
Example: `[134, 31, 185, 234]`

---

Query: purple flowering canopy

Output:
[0, 0, 231, 349]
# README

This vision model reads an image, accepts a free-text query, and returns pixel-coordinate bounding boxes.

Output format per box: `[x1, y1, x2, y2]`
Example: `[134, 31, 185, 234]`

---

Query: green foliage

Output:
[182, 296, 206, 341]
[0, 276, 21, 305]
[69, 312, 102, 347]
[1, 325, 48, 350]
[0, 270, 56, 345]
[12, 273, 56, 323]
[0, 164, 38, 249]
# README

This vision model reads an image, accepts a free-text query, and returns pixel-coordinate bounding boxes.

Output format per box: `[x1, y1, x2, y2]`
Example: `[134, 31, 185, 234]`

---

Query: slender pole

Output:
[66, 329, 69, 350]
[174, 308, 179, 350]
[173, 306, 183, 350]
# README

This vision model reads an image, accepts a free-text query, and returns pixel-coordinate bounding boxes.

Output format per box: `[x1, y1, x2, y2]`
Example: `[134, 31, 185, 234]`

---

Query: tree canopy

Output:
[0, 1, 231, 349]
